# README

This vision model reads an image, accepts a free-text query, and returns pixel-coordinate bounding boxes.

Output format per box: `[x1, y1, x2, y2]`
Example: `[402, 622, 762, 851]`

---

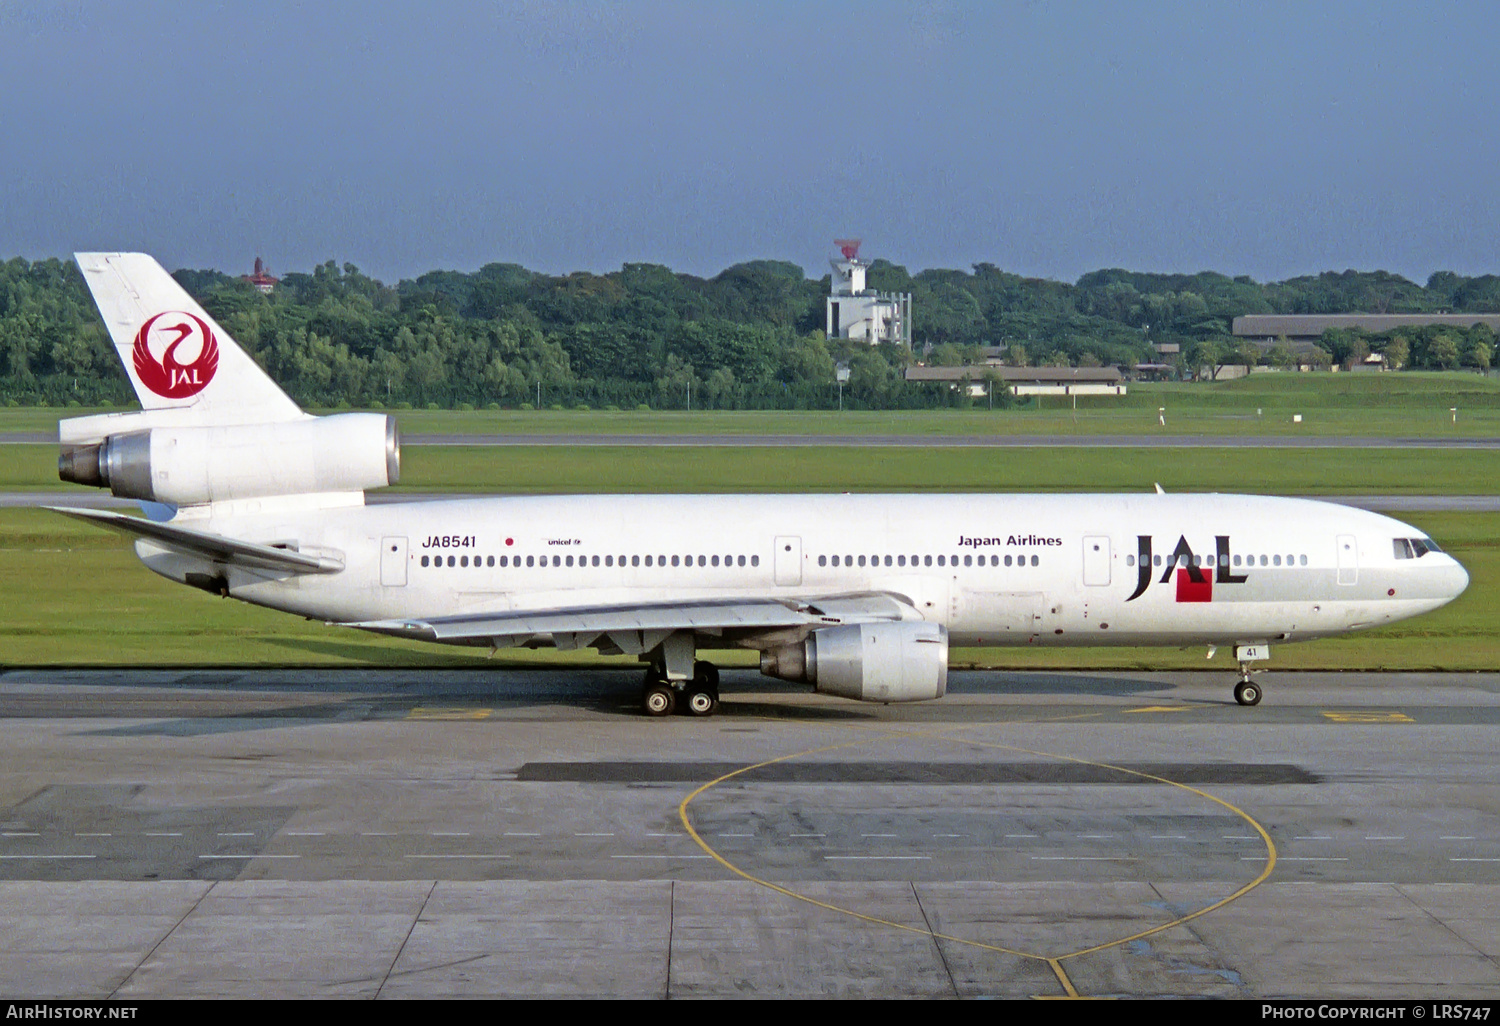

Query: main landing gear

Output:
[641, 660, 720, 717]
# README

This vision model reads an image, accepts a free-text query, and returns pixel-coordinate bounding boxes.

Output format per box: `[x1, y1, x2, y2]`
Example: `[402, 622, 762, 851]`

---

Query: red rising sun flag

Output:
[1175, 567, 1213, 603]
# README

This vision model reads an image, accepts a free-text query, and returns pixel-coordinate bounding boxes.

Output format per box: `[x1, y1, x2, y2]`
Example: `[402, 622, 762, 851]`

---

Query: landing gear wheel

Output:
[681, 660, 720, 717]
[642, 681, 677, 717]
[683, 686, 719, 717]
[1234, 679, 1262, 707]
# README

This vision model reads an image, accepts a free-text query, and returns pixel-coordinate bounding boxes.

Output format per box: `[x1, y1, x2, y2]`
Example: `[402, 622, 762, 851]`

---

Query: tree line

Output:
[2, 255, 1498, 409]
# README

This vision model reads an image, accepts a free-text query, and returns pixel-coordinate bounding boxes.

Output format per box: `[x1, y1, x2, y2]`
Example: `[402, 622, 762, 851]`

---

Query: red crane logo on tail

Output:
[132, 312, 219, 399]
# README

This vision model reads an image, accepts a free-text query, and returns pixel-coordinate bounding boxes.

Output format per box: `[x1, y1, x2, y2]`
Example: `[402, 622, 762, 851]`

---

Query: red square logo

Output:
[1175, 567, 1213, 602]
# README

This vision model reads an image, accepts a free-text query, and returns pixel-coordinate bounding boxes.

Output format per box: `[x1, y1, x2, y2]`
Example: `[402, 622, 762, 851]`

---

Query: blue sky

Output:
[2, 1, 1496, 284]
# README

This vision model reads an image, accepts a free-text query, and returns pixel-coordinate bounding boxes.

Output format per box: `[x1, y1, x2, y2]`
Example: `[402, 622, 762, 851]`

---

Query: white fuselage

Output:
[139, 492, 1468, 651]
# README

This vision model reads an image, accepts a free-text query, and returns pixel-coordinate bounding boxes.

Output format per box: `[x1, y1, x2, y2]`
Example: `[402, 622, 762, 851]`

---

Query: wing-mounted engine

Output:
[58, 412, 399, 506]
[761, 621, 948, 703]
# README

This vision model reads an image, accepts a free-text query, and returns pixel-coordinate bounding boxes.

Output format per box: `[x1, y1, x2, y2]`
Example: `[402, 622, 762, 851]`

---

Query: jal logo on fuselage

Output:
[132, 312, 219, 399]
[1126, 535, 1248, 603]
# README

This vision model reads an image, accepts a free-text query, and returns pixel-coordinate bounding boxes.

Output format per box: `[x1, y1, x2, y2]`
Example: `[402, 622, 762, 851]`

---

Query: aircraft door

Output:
[774, 536, 802, 586]
[1336, 534, 1357, 585]
[1083, 535, 1111, 586]
[381, 536, 408, 587]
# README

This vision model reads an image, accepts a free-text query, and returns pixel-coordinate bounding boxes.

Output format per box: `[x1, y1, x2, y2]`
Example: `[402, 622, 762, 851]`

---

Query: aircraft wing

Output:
[48, 506, 344, 575]
[346, 592, 917, 651]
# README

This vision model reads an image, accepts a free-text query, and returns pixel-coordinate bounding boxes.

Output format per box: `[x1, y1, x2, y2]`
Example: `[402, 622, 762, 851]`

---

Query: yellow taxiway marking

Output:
[678, 719, 1277, 1000]
[406, 707, 492, 721]
[1125, 705, 1191, 714]
[1321, 711, 1414, 723]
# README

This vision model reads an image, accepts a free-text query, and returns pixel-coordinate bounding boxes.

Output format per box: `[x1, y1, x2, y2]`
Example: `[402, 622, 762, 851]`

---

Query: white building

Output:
[825, 240, 912, 347]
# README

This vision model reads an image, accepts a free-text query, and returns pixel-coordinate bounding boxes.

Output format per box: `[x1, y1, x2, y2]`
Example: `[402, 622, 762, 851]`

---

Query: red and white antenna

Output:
[834, 238, 862, 261]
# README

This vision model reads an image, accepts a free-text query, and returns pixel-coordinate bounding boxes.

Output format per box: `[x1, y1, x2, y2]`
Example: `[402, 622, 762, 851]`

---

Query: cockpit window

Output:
[1395, 537, 1442, 559]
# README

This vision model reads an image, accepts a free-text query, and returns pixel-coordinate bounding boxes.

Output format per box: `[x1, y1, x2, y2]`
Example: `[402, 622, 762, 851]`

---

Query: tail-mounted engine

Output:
[59, 412, 399, 506]
[761, 621, 948, 703]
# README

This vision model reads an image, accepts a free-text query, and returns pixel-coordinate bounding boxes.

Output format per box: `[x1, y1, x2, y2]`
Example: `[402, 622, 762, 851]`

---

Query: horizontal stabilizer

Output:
[48, 506, 343, 575]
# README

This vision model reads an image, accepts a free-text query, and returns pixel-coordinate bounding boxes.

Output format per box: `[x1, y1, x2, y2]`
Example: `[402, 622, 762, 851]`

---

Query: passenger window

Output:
[964, 555, 972, 567]
[447, 556, 455, 567]
[1153, 555, 1162, 567]
[897, 555, 906, 567]
[420, 555, 429, 567]
[751, 555, 759, 566]
[487, 556, 494, 567]
[737, 555, 745, 567]
[698, 555, 706, 567]
[858, 555, 866, 567]
[1031, 555, 1039, 567]
[937, 555, 945, 567]
[1273, 555, 1281, 566]
[671, 555, 680, 567]
[592, 555, 600, 567]
[884, 555, 892, 567]
[1005, 555, 1012, 567]
[818, 555, 827, 567]
[564, 555, 573, 567]
[1300, 555, 1307, 566]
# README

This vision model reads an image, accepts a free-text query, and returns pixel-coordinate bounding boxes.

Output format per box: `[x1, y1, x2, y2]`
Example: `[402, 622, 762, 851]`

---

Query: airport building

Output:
[825, 239, 912, 347]
[905, 365, 1126, 397]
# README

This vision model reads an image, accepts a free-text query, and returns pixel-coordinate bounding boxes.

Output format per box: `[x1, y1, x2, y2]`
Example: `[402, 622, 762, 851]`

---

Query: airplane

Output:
[52, 253, 1470, 716]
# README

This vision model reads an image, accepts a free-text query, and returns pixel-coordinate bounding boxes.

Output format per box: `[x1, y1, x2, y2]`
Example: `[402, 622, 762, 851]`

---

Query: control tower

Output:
[825, 239, 912, 346]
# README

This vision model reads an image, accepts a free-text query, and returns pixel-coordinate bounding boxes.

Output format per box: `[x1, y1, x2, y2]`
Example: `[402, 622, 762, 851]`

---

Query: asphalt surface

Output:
[2, 667, 1498, 998]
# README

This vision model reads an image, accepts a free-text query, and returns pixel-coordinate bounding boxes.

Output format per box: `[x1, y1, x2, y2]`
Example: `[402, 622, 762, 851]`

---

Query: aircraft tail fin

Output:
[74, 252, 303, 423]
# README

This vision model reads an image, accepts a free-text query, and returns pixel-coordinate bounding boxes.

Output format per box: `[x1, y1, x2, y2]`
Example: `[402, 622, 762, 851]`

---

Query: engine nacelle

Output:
[59, 413, 399, 505]
[761, 621, 948, 703]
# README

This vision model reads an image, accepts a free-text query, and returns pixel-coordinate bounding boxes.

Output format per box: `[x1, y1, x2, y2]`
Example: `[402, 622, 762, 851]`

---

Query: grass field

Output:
[15, 442, 1500, 497]
[5, 374, 1497, 672]
[0, 506, 1492, 672]
[11, 372, 1500, 437]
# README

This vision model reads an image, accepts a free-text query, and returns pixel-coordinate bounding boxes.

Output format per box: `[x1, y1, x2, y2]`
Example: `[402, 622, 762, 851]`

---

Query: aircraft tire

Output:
[1234, 680, 1263, 707]
[683, 685, 719, 717]
[643, 682, 677, 717]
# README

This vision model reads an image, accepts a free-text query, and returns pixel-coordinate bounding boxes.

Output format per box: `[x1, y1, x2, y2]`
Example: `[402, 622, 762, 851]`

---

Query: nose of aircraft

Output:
[1441, 558, 1470, 603]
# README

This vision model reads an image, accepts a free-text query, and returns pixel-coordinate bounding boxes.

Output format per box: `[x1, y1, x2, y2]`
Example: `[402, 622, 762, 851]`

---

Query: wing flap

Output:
[48, 506, 343, 575]
[348, 593, 917, 645]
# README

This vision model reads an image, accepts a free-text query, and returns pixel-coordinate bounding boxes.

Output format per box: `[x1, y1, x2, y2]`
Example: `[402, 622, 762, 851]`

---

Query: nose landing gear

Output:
[1231, 643, 1269, 706]
[1233, 673, 1263, 707]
